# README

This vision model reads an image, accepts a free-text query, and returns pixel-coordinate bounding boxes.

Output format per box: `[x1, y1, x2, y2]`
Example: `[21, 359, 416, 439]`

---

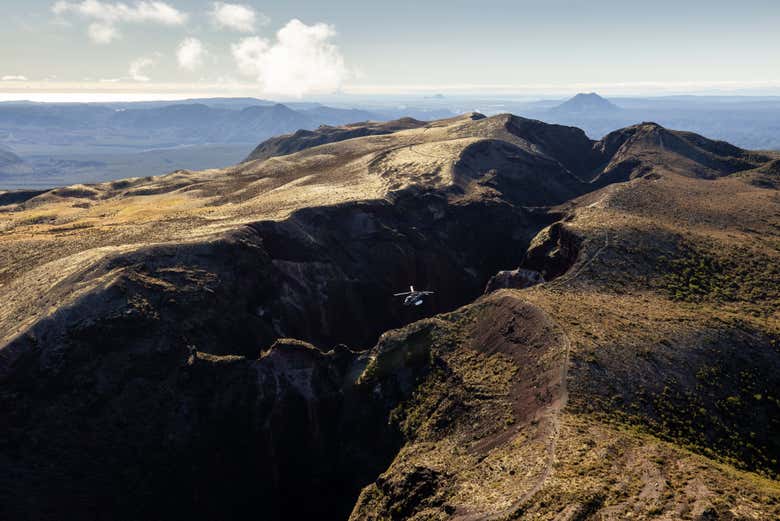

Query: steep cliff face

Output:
[249, 189, 557, 349]
[0, 332, 421, 521]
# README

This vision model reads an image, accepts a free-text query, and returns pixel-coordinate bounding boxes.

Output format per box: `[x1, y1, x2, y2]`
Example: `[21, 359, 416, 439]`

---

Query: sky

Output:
[1, 0, 780, 101]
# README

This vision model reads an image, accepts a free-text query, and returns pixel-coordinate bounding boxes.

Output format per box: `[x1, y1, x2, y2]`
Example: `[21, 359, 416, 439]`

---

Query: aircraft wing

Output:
[420, 291, 435, 295]
[393, 292, 412, 296]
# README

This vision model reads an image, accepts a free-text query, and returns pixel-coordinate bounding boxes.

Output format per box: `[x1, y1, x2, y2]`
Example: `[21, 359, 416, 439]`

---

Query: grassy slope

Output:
[352, 169, 780, 519]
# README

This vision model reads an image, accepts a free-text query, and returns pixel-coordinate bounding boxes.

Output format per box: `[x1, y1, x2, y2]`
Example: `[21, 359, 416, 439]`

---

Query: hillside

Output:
[0, 114, 778, 520]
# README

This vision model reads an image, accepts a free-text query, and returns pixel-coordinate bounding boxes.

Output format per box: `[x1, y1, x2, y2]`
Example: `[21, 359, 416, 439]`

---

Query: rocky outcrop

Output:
[484, 268, 544, 293]
[522, 222, 581, 280]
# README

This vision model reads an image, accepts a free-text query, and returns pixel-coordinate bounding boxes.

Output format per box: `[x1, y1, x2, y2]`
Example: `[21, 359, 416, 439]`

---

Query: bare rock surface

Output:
[484, 268, 545, 293]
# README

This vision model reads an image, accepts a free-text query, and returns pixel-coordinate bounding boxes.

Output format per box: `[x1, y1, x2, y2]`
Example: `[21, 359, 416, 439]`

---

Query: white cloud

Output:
[231, 19, 348, 97]
[52, 1, 187, 43]
[128, 55, 157, 82]
[1, 75, 28, 81]
[177, 37, 205, 70]
[210, 2, 266, 33]
[88, 22, 119, 43]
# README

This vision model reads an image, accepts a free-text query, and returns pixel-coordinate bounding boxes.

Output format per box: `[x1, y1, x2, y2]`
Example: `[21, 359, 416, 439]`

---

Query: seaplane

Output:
[394, 285, 434, 306]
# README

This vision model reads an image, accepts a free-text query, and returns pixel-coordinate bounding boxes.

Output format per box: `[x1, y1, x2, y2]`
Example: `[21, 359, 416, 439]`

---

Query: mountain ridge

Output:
[0, 114, 778, 520]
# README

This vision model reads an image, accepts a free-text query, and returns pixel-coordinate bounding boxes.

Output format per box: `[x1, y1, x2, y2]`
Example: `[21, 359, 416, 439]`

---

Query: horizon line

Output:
[2, 79, 780, 102]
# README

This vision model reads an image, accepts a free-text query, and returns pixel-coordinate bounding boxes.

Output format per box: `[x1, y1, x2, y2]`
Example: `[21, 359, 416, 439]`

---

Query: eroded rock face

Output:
[249, 188, 557, 349]
[522, 222, 581, 280]
[0, 331, 434, 521]
[484, 268, 545, 293]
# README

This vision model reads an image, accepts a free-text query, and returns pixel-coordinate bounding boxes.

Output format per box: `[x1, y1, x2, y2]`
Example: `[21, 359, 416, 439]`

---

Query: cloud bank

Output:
[210, 2, 265, 33]
[53, 1, 188, 43]
[231, 19, 347, 97]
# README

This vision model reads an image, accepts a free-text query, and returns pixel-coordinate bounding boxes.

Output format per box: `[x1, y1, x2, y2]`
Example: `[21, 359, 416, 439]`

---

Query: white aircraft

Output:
[393, 285, 434, 306]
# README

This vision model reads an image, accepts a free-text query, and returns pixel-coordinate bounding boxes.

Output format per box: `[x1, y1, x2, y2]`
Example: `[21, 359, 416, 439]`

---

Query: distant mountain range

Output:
[0, 99, 455, 188]
[0, 101, 374, 147]
[514, 92, 780, 150]
[0, 99, 455, 149]
[4, 92, 780, 191]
